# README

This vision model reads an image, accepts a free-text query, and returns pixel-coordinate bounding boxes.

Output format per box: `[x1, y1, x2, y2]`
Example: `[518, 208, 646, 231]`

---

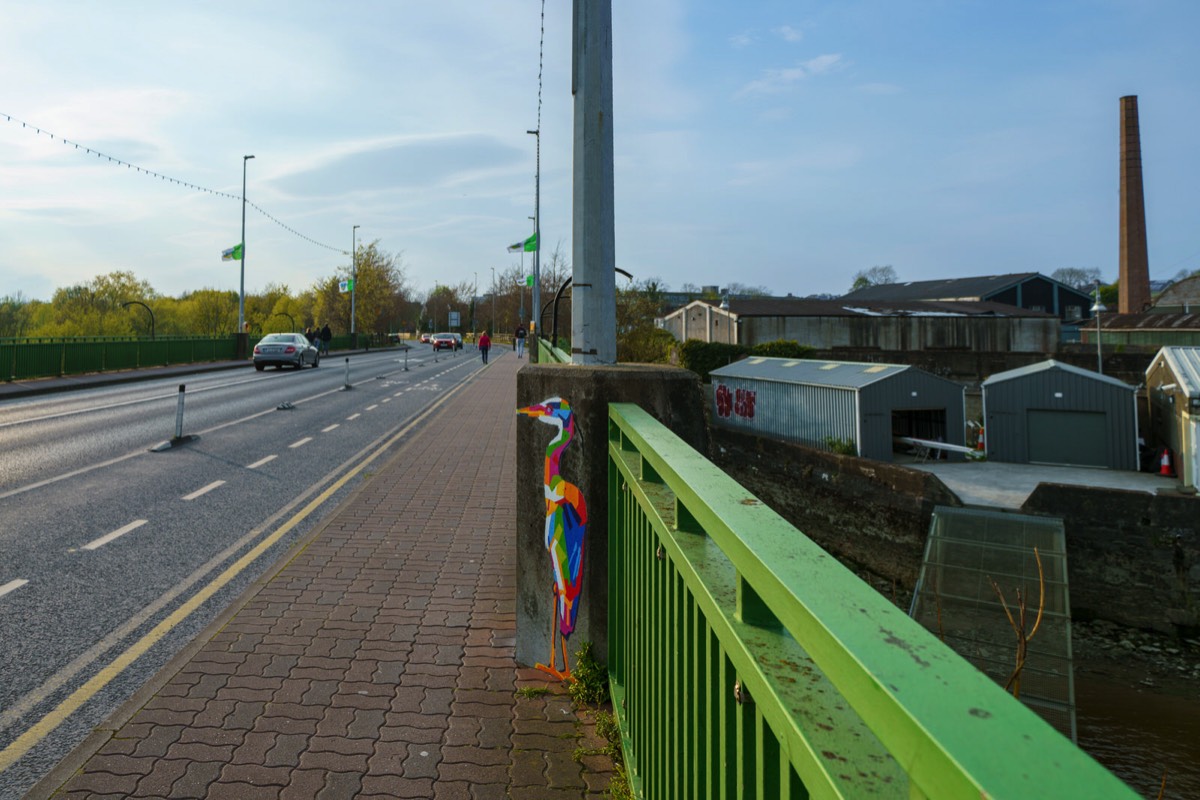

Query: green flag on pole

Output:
[222, 243, 244, 261]
[507, 232, 538, 253]
[526, 274, 534, 287]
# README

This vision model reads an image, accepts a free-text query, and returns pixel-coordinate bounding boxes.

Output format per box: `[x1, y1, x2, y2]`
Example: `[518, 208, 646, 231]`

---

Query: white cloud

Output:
[774, 25, 804, 42]
[737, 54, 844, 96]
[730, 31, 753, 48]
[803, 54, 843, 76]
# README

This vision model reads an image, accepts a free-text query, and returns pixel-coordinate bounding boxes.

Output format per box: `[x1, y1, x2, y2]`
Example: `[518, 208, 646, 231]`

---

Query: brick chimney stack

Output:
[1119, 95, 1151, 314]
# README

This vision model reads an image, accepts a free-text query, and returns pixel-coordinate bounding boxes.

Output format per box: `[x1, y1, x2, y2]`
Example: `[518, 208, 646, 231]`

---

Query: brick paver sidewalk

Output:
[40, 353, 616, 799]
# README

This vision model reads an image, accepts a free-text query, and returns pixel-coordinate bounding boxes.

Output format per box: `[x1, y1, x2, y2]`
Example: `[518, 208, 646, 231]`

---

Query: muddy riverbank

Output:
[1072, 620, 1200, 799]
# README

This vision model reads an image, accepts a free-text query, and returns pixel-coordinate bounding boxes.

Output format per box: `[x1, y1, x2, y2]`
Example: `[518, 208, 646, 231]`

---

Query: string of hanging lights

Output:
[2, 112, 349, 255]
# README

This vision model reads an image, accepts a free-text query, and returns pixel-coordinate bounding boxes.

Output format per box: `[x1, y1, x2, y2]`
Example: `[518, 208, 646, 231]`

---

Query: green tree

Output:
[246, 283, 292, 333]
[724, 281, 772, 297]
[179, 288, 238, 337]
[849, 265, 898, 292]
[616, 277, 675, 363]
[314, 241, 411, 337]
[0, 293, 33, 338]
[44, 271, 156, 337]
[1050, 267, 1103, 291]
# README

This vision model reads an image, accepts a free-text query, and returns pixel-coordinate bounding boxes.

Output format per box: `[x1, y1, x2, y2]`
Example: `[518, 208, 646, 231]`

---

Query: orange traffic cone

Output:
[1159, 448, 1174, 477]
[976, 427, 985, 452]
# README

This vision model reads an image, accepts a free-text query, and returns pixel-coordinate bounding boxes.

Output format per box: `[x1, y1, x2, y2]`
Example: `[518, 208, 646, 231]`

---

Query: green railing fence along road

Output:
[537, 335, 571, 364]
[606, 402, 1137, 799]
[2, 337, 240, 381]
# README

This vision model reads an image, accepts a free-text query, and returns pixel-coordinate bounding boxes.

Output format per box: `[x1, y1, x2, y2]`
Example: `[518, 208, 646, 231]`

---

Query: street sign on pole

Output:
[339, 279, 355, 293]
[448, 310, 461, 328]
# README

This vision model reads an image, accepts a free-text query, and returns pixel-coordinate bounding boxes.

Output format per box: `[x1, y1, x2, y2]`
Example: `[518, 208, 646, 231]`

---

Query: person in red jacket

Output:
[478, 330, 491, 364]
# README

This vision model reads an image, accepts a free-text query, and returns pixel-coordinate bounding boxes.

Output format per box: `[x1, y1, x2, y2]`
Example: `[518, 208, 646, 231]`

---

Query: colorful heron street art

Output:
[517, 396, 587, 681]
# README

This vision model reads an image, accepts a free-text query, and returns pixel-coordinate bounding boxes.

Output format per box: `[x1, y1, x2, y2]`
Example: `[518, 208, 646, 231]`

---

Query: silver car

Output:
[253, 333, 320, 371]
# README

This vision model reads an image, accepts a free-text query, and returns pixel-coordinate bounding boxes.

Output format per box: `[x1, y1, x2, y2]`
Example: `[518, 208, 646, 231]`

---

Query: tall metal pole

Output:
[490, 267, 496, 333]
[239, 155, 254, 333]
[528, 130, 540, 337]
[571, 0, 616, 363]
[1092, 280, 1106, 374]
[351, 225, 360, 335]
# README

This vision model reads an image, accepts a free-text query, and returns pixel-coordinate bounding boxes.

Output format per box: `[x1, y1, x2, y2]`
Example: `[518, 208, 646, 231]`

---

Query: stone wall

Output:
[708, 426, 959, 604]
[1023, 485, 1199, 635]
[709, 425, 1200, 636]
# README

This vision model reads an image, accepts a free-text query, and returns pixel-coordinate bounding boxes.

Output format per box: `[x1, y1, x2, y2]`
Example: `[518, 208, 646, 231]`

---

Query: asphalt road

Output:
[0, 345, 486, 797]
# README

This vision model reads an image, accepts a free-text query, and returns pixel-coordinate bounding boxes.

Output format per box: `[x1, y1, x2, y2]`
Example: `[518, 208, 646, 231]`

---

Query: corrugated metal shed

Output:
[709, 357, 966, 461]
[1145, 346, 1200, 488]
[1156, 346, 1200, 398]
[981, 360, 1138, 470]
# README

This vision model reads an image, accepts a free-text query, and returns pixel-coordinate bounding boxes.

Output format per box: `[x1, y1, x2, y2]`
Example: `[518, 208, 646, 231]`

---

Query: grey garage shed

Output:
[981, 360, 1138, 469]
[709, 357, 966, 462]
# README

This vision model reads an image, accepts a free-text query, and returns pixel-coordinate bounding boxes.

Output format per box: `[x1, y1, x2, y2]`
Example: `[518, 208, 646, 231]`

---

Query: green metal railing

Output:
[607, 402, 1136, 799]
[537, 336, 571, 364]
[1, 337, 239, 381]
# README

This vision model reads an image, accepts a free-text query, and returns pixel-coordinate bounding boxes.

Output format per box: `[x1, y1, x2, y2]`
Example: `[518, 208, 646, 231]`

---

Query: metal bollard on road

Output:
[152, 384, 199, 450]
[174, 383, 186, 439]
[341, 357, 354, 391]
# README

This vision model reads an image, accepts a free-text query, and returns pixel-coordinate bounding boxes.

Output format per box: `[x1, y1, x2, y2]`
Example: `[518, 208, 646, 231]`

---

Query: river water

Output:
[1075, 677, 1200, 799]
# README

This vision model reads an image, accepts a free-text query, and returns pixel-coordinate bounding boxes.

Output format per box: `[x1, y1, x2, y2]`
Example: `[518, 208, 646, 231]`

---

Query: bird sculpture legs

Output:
[536, 582, 573, 682]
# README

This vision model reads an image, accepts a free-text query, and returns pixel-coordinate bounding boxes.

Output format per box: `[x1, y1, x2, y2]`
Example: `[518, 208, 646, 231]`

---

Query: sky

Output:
[2, 0, 1199, 304]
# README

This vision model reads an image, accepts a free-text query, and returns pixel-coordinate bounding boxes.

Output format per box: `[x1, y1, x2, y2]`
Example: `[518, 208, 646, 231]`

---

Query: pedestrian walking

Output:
[514, 323, 526, 359]
[478, 330, 492, 364]
[320, 323, 332, 355]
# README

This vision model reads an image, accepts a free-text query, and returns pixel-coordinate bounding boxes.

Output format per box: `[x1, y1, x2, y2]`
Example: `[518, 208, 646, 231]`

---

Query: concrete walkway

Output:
[909, 458, 1184, 508]
[31, 353, 616, 799]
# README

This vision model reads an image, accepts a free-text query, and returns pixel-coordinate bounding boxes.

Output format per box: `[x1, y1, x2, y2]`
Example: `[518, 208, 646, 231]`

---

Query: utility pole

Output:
[351, 225, 360, 336]
[239, 155, 254, 334]
[528, 131, 540, 345]
[571, 0, 616, 363]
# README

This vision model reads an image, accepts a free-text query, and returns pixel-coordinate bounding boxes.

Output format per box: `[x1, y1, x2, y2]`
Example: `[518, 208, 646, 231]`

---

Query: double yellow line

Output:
[0, 376, 468, 773]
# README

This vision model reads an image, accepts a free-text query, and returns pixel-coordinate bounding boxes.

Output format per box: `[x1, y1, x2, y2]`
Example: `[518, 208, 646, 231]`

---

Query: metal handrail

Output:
[607, 402, 1135, 798]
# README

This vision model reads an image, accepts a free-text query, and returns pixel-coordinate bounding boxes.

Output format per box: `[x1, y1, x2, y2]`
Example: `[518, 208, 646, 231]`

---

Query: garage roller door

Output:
[1026, 409, 1108, 467]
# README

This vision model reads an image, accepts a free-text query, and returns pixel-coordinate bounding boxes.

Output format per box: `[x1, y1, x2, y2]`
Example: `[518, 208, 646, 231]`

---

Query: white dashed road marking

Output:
[82, 520, 147, 551]
[247, 455, 277, 469]
[366, 404, 379, 411]
[289, 437, 313, 449]
[347, 413, 361, 421]
[182, 481, 225, 501]
[0, 579, 29, 599]
[321, 424, 339, 433]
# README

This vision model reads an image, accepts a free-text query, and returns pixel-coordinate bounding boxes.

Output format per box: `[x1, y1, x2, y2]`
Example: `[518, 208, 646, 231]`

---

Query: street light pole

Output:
[527, 129, 540, 337]
[490, 267, 496, 334]
[239, 155, 255, 333]
[1091, 279, 1106, 374]
[121, 301, 155, 340]
[351, 225, 360, 336]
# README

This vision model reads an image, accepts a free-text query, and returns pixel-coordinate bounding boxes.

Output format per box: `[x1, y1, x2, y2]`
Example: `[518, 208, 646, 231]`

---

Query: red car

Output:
[430, 333, 461, 351]
[419, 333, 431, 343]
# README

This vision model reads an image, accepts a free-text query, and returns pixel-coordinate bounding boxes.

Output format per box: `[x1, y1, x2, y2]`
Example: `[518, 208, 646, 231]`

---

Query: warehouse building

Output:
[981, 360, 1138, 470]
[709, 357, 966, 462]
